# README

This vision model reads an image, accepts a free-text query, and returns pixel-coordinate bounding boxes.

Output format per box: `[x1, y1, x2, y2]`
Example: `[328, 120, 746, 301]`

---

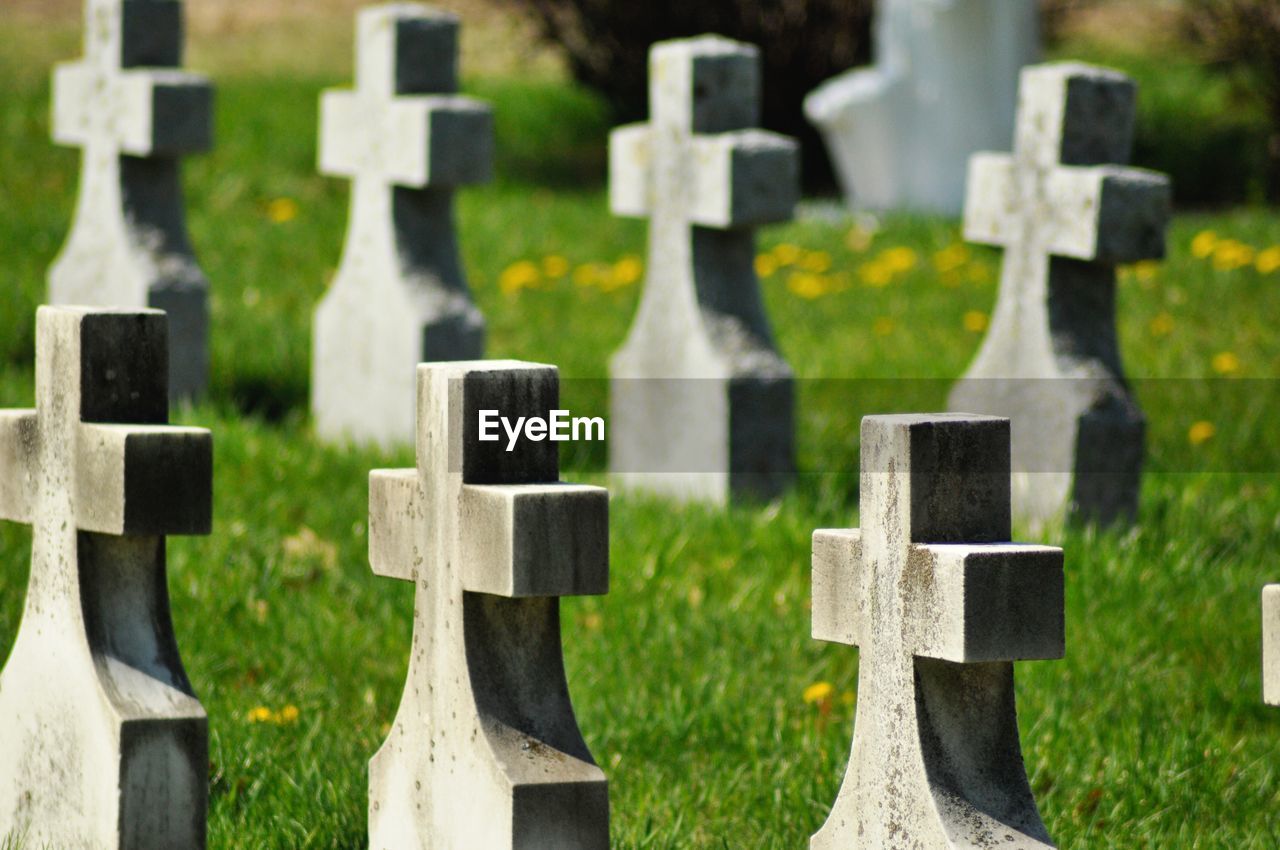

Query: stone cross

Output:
[811, 414, 1064, 849]
[609, 35, 799, 505]
[0, 307, 212, 847]
[49, 0, 214, 402]
[1264, 585, 1280, 705]
[313, 3, 493, 447]
[367, 361, 609, 848]
[948, 62, 1171, 527]
[805, 0, 1040, 215]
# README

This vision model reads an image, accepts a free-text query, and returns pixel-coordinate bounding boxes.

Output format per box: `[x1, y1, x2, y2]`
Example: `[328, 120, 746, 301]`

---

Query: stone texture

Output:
[609, 36, 799, 505]
[367, 360, 609, 848]
[805, 0, 1039, 215]
[947, 62, 1172, 526]
[0, 306, 212, 848]
[812, 414, 1063, 849]
[313, 3, 492, 447]
[1264, 585, 1280, 706]
[49, 0, 213, 402]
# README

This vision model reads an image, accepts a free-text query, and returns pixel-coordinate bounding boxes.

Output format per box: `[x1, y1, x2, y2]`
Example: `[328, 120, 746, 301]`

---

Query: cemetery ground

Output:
[3, 9, 1280, 849]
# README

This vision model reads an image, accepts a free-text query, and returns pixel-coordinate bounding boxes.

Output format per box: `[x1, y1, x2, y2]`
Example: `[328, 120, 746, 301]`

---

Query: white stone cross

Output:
[313, 3, 493, 447]
[948, 62, 1171, 527]
[811, 414, 1064, 849]
[609, 35, 799, 505]
[367, 361, 609, 848]
[49, 0, 213, 401]
[0, 307, 212, 847]
[1264, 586, 1280, 705]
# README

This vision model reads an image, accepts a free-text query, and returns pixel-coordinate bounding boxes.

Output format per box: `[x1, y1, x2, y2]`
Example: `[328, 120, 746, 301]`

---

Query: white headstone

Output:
[1264, 585, 1280, 705]
[0, 307, 212, 847]
[609, 36, 799, 505]
[367, 361, 609, 848]
[811, 414, 1064, 848]
[948, 62, 1171, 526]
[805, 0, 1040, 214]
[313, 3, 492, 447]
[49, 0, 214, 401]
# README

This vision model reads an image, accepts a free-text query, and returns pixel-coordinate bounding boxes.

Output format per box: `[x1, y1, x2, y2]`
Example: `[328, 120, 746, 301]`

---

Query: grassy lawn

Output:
[2, 12, 1280, 848]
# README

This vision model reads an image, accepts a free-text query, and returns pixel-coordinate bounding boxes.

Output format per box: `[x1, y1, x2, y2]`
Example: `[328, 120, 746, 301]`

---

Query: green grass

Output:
[2, 19, 1280, 849]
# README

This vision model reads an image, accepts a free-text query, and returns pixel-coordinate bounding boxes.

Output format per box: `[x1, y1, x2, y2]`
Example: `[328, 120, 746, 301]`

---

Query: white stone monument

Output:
[0, 307, 212, 847]
[948, 63, 1171, 527]
[49, 0, 214, 401]
[1264, 585, 1280, 705]
[805, 0, 1040, 214]
[811, 413, 1064, 848]
[609, 36, 799, 505]
[314, 3, 492, 447]
[367, 360, 609, 848]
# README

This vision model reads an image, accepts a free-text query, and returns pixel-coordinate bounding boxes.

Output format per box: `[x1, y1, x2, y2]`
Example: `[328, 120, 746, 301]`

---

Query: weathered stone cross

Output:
[1264, 586, 1280, 706]
[609, 35, 799, 505]
[811, 414, 1064, 849]
[314, 4, 492, 447]
[0, 307, 212, 847]
[50, 0, 213, 402]
[949, 62, 1171, 526]
[367, 361, 609, 848]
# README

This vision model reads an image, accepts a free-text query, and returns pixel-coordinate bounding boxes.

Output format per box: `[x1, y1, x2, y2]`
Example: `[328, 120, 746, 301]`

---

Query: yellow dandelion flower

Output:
[266, 197, 298, 224]
[583, 612, 603, 631]
[1211, 351, 1240, 375]
[1190, 230, 1218, 259]
[787, 272, 828, 299]
[933, 244, 970, 273]
[278, 705, 300, 724]
[1212, 240, 1255, 271]
[541, 255, 569, 279]
[803, 681, 834, 705]
[880, 246, 918, 274]
[872, 317, 896, 336]
[1257, 247, 1280, 275]
[247, 706, 272, 724]
[772, 243, 803, 266]
[1148, 312, 1174, 337]
[859, 262, 893, 288]
[611, 255, 644, 287]
[1188, 421, 1216, 446]
[499, 260, 540, 294]
[841, 691, 856, 706]
[755, 253, 779, 277]
[963, 310, 989, 333]
[967, 263, 991, 284]
[1130, 260, 1160, 282]
[572, 263, 605, 287]
[800, 250, 833, 273]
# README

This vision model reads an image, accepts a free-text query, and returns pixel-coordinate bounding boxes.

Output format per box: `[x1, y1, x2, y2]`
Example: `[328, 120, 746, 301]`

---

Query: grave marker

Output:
[49, 0, 213, 401]
[0, 307, 212, 847]
[811, 414, 1063, 849]
[609, 35, 799, 504]
[314, 3, 492, 447]
[1264, 585, 1280, 705]
[948, 62, 1171, 526]
[367, 360, 609, 848]
[806, 0, 1040, 214]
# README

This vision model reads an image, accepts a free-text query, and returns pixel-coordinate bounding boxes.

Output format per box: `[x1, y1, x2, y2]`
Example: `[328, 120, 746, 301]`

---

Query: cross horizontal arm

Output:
[963, 152, 1016, 249]
[811, 528, 866, 646]
[608, 123, 651, 218]
[76, 423, 211, 536]
[909, 543, 1064, 663]
[0, 410, 37, 525]
[459, 483, 608, 597]
[319, 92, 492, 187]
[53, 64, 212, 155]
[369, 468, 420, 582]
[690, 130, 798, 229]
